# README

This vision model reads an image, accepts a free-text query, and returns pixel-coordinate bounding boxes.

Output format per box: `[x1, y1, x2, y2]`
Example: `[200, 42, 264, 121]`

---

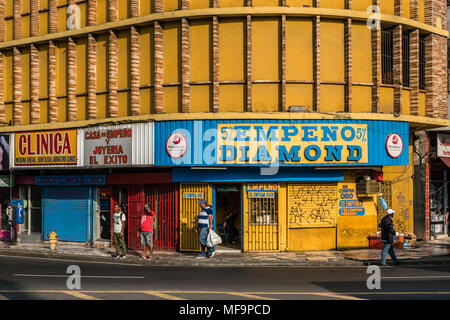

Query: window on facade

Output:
[402, 32, 410, 87]
[419, 34, 426, 90]
[249, 195, 278, 226]
[381, 29, 394, 85]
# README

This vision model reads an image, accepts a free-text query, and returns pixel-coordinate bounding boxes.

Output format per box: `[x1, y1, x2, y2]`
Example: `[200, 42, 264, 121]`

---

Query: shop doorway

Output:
[215, 184, 242, 250]
[98, 189, 112, 241]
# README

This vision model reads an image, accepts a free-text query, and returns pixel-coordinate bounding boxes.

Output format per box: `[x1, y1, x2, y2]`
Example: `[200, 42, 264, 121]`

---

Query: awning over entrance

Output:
[172, 167, 344, 182]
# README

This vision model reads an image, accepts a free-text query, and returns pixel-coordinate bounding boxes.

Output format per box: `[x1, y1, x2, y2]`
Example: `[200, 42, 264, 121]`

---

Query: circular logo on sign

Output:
[166, 133, 188, 159]
[386, 133, 403, 158]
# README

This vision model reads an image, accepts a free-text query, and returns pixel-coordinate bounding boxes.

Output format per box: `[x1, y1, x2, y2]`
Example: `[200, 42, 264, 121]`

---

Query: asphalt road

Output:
[0, 255, 449, 301]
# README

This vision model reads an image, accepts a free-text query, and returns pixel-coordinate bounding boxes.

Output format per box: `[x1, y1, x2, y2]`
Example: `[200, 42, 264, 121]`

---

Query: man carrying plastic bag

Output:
[207, 227, 222, 248]
[193, 199, 217, 259]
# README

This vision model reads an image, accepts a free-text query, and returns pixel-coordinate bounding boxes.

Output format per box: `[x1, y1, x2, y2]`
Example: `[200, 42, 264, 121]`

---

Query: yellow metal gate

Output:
[243, 184, 279, 252]
[179, 183, 212, 252]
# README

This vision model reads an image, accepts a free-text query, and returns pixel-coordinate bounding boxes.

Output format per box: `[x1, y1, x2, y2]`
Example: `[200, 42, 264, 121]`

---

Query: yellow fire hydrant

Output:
[48, 230, 58, 251]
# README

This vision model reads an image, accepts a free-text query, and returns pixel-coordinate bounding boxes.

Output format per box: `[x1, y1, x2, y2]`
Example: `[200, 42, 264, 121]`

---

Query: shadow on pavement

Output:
[0, 278, 35, 300]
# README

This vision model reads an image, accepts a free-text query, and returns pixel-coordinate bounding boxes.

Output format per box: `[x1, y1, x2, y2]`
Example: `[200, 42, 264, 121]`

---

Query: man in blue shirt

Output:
[194, 199, 216, 258]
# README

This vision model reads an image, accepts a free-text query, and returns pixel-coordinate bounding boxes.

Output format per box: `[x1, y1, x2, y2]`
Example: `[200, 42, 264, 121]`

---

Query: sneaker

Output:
[119, 255, 126, 259]
[196, 254, 206, 259]
[112, 254, 119, 258]
[208, 251, 216, 259]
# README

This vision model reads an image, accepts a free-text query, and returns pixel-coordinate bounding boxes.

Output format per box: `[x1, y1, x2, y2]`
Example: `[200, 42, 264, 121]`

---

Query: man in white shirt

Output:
[112, 204, 127, 259]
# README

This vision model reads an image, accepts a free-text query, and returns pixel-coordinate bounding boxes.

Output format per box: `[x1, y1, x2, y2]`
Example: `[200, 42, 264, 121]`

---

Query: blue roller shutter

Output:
[42, 187, 90, 242]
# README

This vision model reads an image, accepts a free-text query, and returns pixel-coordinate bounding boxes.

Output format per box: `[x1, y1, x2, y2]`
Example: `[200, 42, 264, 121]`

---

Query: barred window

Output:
[381, 29, 394, 85]
[249, 195, 278, 226]
[402, 32, 410, 87]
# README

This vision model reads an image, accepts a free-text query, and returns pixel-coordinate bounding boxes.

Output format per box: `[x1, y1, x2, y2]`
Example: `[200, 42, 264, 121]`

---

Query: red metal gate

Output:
[144, 184, 179, 251]
[126, 184, 179, 251]
[127, 184, 144, 250]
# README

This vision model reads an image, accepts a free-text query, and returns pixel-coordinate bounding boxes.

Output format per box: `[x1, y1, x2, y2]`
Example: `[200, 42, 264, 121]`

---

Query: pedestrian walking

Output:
[138, 203, 155, 261]
[380, 208, 399, 266]
[112, 204, 127, 259]
[193, 199, 216, 259]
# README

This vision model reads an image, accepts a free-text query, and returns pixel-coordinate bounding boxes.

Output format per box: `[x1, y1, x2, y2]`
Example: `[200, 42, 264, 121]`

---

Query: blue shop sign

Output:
[155, 120, 409, 167]
[36, 174, 106, 186]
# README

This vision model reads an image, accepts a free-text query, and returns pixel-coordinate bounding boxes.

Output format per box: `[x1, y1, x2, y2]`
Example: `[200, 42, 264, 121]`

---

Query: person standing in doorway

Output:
[138, 203, 155, 261]
[446, 210, 449, 235]
[193, 199, 215, 259]
[112, 204, 127, 259]
[380, 208, 399, 266]
[223, 206, 239, 245]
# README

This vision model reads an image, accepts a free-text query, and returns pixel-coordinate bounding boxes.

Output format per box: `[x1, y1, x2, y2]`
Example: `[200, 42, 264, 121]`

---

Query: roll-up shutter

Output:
[42, 187, 91, 242]
[288, 183, 338, 228]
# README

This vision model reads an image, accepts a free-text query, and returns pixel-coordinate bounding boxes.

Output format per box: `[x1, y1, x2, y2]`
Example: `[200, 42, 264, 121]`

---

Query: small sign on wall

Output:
[248, 191, 275, 198]
[338, 185, 365, 216]
[84, 126, 132, 167]
[183, 192, 204, 199]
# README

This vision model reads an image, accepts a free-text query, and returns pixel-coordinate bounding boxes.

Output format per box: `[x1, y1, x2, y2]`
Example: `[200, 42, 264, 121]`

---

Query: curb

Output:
[0, 249, 365, 267]
[0, 248, 448, 267]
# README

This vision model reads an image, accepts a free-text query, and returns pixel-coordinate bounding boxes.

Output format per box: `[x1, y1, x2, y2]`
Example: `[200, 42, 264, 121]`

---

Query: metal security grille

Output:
[179, 184, 212, 252]
[419, 34, 426, 90]
[249, 194, 278, 226]
[144, 184, 179, 251]
[128, 184, 144, 250]
[246, 194, 279, 252]
[42, 187, 90, 242]
[382, 29, 394, 85]
[402, 32, 410, 87]
[288, 183, 338, 228]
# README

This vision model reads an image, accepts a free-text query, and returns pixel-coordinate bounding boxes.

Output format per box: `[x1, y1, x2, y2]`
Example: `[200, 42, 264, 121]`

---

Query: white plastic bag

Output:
[206, 229, 222, 248]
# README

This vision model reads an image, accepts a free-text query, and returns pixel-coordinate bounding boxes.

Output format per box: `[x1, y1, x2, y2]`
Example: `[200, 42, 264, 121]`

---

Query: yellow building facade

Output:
[0, 0, 448, 251]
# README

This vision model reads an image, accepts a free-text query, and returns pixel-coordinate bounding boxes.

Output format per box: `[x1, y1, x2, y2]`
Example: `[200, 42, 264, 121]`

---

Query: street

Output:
[0, 255, 449, 301]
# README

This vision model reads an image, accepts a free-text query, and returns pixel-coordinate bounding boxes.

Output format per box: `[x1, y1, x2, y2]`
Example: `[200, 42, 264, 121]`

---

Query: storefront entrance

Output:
[243, 183, 280, 252]
[179, 182, 282, 252]
[215, 184, 242, 250]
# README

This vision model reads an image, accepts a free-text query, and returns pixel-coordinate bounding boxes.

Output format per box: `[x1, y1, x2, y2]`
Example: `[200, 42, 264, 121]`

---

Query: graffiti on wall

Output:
[288, 184, 338, 227]
[394, 190, 410, 233]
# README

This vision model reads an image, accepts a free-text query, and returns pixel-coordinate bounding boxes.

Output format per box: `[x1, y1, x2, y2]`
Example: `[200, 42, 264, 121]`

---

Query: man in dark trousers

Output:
[380, 208, 399, 266]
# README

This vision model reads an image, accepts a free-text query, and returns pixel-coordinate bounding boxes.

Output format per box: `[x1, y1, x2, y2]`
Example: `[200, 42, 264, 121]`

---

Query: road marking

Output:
[13, 274, 145, 279]
[382, 276, 450, 279]
[143, 291, 186, 300]
[310, 292, 366, 300]
[63, 291, 101, 300]
[0, 290, 450, 298]
[225, 292, 278, 300]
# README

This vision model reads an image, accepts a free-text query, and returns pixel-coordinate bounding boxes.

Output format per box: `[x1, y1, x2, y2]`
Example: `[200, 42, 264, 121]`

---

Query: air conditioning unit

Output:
[356, 180, 380, 196]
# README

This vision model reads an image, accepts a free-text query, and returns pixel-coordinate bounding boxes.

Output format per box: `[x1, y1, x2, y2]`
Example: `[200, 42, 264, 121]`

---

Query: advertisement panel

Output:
[84, 126, 132, 167]
[0, 134, 10, 171]
[218, 123, 368, 165]
[14, 129, 77, 166]
[155, 120, 409, 167]
[437, 133, 450, 158]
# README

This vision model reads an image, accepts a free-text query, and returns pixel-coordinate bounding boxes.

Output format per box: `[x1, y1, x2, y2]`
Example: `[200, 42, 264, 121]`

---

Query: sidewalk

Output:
[0, 236, 449, 267]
